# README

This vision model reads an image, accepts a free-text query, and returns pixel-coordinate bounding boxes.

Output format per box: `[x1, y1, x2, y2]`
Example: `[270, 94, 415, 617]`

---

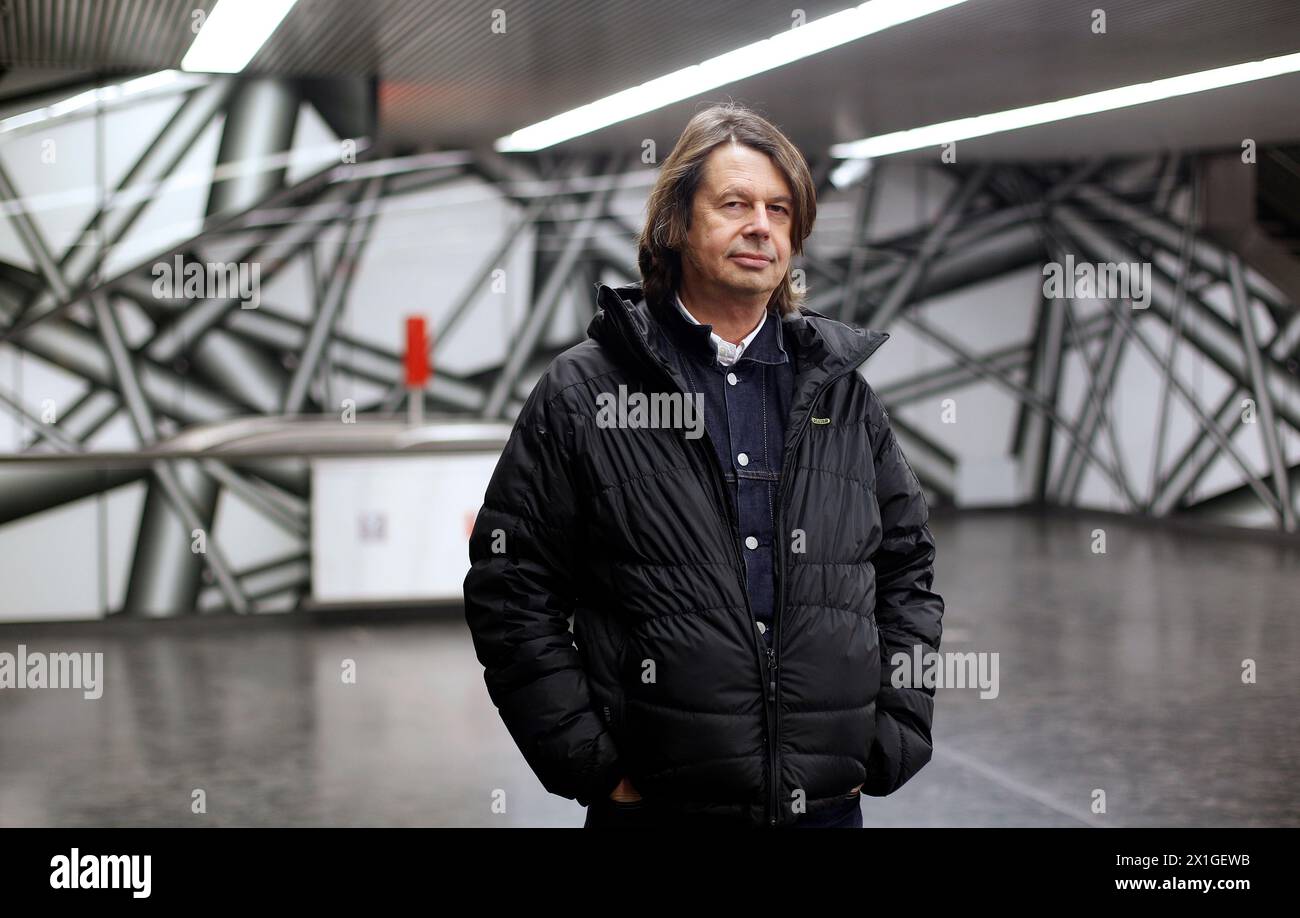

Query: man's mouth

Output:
[730, 254, 772, 268]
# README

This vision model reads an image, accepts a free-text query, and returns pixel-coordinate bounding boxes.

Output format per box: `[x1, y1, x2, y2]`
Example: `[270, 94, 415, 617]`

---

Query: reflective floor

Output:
[1, 509, 1297, 827]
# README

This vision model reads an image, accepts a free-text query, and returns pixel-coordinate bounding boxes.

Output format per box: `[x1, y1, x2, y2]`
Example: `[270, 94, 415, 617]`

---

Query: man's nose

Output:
[747, 205, 772, 237]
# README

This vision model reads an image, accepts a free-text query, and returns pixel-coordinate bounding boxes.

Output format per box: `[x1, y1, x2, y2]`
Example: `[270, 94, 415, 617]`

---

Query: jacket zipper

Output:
[608, 310, 777, 824]
[769, 354, 882, 826]
[607, 293, 884, 828]
[671, 382, 777, 827]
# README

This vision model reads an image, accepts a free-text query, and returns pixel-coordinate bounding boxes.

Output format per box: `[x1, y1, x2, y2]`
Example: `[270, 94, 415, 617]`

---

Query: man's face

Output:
[681, 142, 794, 303]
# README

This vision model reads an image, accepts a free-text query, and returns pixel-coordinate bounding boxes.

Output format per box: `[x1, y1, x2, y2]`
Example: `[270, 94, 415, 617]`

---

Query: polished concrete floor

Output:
[1, 509, 1296, 827]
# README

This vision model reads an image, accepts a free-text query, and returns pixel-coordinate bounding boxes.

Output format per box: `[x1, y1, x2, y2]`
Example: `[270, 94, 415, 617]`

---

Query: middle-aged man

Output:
[463, 102, 944, 828]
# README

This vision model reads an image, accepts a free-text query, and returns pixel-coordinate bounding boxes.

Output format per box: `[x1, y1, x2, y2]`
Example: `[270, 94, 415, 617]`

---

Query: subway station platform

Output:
[1, 509, 1296, 828]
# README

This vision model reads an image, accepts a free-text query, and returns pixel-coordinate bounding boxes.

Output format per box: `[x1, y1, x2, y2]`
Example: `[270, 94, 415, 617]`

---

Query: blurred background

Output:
[0, 0, 1297, 826]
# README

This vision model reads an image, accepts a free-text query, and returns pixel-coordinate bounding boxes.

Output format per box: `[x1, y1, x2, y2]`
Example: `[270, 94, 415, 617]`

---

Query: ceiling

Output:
[1, 0, 1299, 160]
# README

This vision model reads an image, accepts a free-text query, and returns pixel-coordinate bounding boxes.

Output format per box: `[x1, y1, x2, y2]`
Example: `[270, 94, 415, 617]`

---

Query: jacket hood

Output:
[586, 281, 890, 385]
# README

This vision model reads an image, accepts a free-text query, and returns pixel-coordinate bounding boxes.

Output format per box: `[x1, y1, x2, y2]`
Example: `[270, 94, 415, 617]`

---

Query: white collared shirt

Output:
[673, 292, 767, 367]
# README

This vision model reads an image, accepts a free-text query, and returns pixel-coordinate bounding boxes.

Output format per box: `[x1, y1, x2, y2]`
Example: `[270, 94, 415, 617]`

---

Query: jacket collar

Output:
[662, 290, 788, 368]
[587, 281, 889, 392]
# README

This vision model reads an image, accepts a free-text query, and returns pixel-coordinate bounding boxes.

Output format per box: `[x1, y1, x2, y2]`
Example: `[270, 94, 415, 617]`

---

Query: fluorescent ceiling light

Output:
[829, 156, 874, 189]
[495, 0, 971, 152]
[181, 0, 299, 73]
[831, 49, 1300, 159]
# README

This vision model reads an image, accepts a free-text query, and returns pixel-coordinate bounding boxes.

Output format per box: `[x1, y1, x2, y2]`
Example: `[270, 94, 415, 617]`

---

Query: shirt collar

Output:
[672, 291, 788, 367]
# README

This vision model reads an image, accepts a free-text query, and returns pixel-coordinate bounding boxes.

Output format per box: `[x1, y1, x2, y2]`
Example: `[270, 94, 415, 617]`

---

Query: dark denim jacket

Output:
[653, 296, 795, 649]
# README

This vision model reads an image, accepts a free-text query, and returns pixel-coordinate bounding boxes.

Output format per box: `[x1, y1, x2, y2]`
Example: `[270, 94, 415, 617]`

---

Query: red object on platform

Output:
[405, 316, 430, 387]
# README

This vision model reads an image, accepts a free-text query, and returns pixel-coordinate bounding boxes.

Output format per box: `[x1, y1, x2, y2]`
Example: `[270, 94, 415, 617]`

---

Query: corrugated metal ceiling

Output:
[1, 0, 1298, 156]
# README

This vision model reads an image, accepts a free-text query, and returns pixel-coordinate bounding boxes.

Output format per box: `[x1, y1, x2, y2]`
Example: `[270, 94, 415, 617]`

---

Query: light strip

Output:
[0, 71, 197, 136]
[494, 0, 971, 152]
[181, 0, 299, 73]
[831, 49, 1300, 159]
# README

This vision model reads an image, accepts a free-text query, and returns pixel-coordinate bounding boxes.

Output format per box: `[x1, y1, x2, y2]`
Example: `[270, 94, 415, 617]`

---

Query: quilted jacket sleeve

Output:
[860, 384, 945, 796]
[462, 379, 624, 807]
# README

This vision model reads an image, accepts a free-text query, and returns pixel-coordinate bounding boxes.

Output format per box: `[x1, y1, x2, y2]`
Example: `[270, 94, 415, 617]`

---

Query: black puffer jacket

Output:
[463, 281, 944, 827]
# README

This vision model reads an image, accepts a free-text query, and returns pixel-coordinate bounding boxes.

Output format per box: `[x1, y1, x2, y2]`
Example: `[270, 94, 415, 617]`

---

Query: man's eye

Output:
[770, 205, 788, 214]
[725, 201, 744, 208]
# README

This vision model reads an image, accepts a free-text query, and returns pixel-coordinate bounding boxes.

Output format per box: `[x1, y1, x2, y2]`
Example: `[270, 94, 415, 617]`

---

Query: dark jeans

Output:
[583, 794, 863, 828]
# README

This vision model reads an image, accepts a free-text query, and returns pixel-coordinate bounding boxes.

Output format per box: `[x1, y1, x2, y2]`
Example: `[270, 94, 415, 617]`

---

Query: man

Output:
[463, 102, 943, 828]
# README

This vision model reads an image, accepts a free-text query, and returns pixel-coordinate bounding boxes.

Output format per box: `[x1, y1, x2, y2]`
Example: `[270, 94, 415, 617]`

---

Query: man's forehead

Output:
[703, 145, 789, 192]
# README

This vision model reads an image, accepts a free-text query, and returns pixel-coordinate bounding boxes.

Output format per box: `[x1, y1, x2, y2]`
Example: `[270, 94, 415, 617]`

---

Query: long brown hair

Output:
[638, 102, 817, 317]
